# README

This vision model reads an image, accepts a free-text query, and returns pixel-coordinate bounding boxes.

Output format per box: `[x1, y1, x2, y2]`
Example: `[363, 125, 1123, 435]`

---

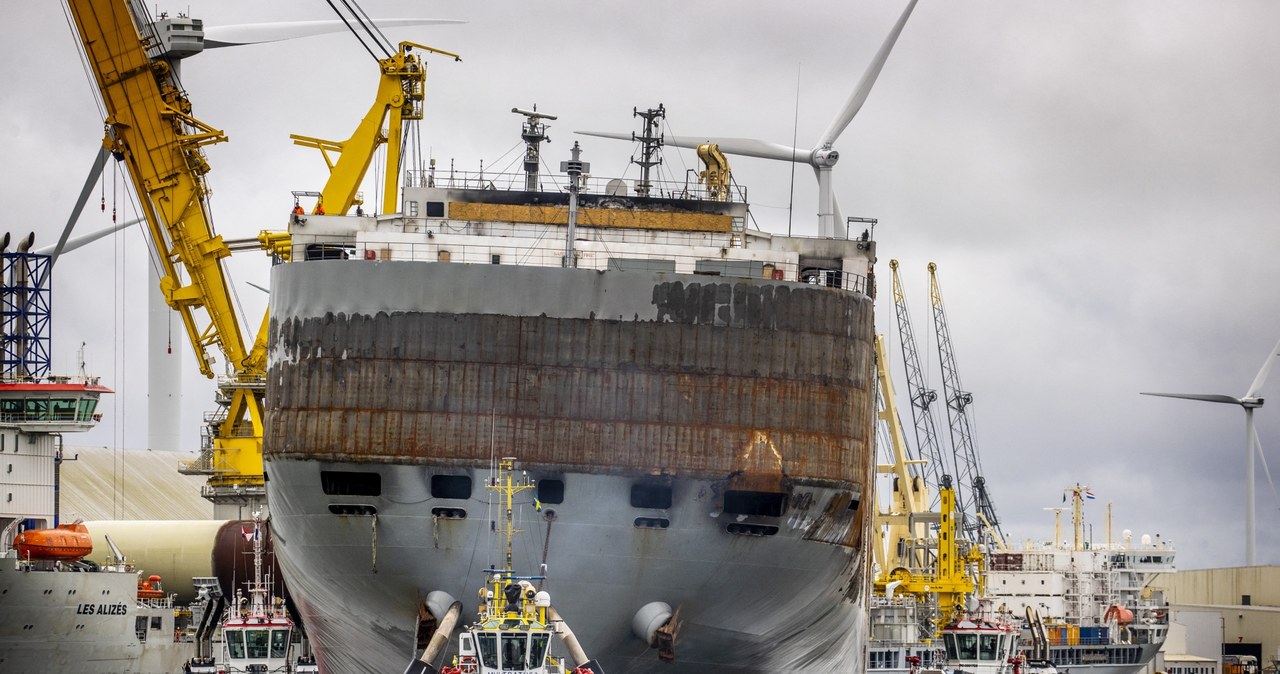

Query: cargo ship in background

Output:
[986, 486, 1173, 674]
[867, 481, 1173, 674]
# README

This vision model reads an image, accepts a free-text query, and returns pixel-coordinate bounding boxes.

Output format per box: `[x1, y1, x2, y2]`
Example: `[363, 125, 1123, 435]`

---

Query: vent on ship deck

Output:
[634, 517, 670, 529]
[321, 471, 382, 496]
[431, 475, 473, 500]
[432, 507, 466, 520]
[723, 490, 786, 518]
[630, 483, 672, 510]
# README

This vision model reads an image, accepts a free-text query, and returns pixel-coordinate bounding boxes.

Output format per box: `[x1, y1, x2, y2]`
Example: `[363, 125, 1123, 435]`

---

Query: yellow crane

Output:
[291, 41, 460, 216]
[64, 1, 453, 508]
[66, 0, 268, 500]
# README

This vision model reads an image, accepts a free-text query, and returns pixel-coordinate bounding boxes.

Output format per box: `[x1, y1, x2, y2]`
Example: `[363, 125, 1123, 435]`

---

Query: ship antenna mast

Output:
[631, 104, 665, 197]
[559, 143, 589, 269]
[513, 106, 557, 192]
[490, 457, 535, 573]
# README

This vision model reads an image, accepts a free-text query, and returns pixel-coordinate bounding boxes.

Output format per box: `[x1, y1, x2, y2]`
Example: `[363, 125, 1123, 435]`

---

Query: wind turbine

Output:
[578, 0, 917, 239]
[1142, 335, 1280, 566]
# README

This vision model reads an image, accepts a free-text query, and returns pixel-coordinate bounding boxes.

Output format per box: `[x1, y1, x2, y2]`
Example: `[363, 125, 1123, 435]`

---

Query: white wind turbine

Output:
[578, 0, 917, 239]
[1142, 336, 1280, 566]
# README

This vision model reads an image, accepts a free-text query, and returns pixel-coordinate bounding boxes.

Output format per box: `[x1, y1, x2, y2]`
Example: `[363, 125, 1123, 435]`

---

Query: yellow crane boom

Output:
[292, 41, 460, 215]
[67, 0, 266, 491]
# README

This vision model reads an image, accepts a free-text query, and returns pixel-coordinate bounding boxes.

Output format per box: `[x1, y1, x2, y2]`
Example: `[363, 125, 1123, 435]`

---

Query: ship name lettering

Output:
[75, 602, 129, 615]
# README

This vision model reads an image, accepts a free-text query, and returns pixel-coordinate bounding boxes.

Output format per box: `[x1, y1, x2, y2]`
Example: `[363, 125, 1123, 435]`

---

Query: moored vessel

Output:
[0, 244, 198, 673]
[266, 109, 879, 671]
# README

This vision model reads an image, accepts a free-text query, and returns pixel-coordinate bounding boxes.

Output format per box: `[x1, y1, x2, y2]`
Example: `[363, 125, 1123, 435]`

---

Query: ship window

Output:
[723, 490, 786, 517]
[303, 243, 353, 260]
[426, 201, 445, 217]
[271, 629, 290, 658]
[135, 616, 147, 641]
[630, 483, 672, 509]
[151, 616, 163, 630]
[491, 254, 501, 264]
[501, 632, 528, 669]
[537, 479, 565, 504]
[955, 633, 978, 660]
[431, 475, 472, 500]
[979, 634, 999, 660]
[245, 629, 270, 658]
[408, 201, 419, 217]
[227, 630, 246, 659]
[77, 398, 98, 420]
[51, 399, 77, 420]
[529, 633, 550, 666]
[943, 633, 957, 660]
[24, 398, 48, 420]
[320, 471, 381, 496]
[477, 633, 498, 668]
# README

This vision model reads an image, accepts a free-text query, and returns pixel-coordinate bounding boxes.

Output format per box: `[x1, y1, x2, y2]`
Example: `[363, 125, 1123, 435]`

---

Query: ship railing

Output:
[291, 234, 872, 295]
[404, 168, 748, 204]
[139, 595, 177, 610]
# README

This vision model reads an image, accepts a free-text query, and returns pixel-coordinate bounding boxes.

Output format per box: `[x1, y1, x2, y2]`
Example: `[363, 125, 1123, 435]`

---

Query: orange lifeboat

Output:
[14, 522, 93, 561]
[137, 574, 165, 599]
[1103, 604, 1134, 624]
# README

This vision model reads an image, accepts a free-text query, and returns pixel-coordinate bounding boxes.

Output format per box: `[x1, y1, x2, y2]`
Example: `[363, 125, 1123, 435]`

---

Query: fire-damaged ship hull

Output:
[263, 200, 879, 671]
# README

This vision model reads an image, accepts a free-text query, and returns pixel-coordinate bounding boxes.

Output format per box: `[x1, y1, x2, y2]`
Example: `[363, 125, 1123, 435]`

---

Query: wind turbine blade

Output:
[1253, 425, 1280, 511]
[817, 0, 918, 147]
[203, 19, 465, 49]
[1246, 335, 1280, 399]
[34, 217, 142, 257]
[576, 131, 807, 164]
[1140, 392, 1243, 405]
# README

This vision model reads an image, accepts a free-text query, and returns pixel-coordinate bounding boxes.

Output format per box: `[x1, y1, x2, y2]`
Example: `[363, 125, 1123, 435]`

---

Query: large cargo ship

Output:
[263, 110, 882, 670]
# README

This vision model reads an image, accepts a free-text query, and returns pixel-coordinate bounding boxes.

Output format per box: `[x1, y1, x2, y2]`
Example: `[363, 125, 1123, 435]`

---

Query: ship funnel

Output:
[16, 232, 35, 253]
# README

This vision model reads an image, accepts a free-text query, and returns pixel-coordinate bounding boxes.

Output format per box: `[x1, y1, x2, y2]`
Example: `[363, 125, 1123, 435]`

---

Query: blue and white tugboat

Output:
[406, 458, 605, 674]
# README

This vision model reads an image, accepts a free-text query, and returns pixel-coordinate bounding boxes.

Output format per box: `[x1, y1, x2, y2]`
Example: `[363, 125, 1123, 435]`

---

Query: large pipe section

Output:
[403, 600, 462, 674]
[548, 606, 605, 673]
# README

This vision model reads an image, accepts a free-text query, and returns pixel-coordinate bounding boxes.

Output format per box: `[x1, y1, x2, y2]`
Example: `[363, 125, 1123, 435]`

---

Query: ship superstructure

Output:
[986, 488, 1173, 674]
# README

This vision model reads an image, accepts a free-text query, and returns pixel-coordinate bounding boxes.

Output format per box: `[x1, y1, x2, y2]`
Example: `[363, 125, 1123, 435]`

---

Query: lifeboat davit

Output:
[14, 522, 93, 561]
[1103, 604, 1134, 624]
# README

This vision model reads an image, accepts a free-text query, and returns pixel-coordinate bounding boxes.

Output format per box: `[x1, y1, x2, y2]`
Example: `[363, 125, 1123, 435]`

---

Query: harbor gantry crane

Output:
[874, 334, 985, 635]
[889, 260, 954, 510]
[929, 262, 1005, 546]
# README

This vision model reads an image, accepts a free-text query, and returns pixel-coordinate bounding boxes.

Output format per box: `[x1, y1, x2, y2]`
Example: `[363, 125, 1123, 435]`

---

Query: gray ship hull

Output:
[0, 561, 192, 673]
[265, 260, 877, 672]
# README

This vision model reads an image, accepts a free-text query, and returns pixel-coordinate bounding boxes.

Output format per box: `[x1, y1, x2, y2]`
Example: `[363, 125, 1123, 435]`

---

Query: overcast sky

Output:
[3, 2, 1278, 570]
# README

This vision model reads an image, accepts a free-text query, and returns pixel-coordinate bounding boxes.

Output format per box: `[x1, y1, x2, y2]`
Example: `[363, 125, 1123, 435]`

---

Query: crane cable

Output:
[325, 0, 394, 62]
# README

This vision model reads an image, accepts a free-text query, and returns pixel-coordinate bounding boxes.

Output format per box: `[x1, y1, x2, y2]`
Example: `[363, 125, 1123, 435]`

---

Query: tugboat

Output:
[188, 513, 309, 674]
[406, 458, 605, 674]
